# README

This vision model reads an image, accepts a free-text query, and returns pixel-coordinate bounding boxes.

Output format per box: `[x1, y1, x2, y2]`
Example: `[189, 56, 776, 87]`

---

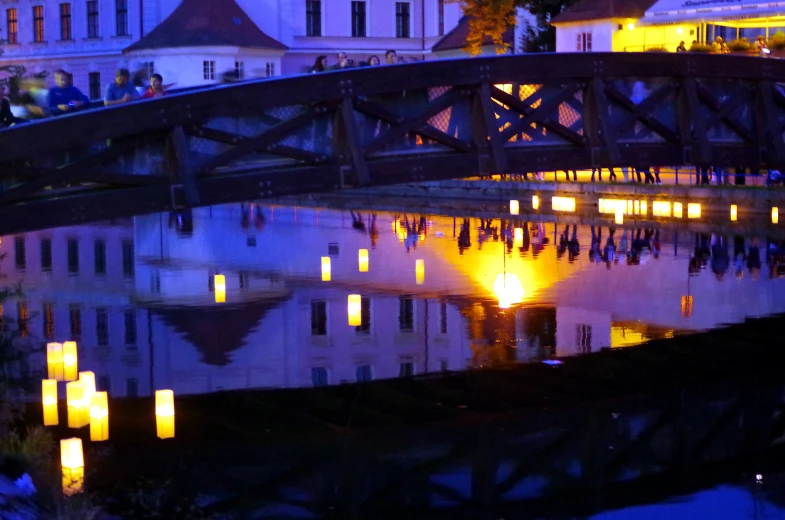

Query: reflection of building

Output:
[5, 204, 785, 400]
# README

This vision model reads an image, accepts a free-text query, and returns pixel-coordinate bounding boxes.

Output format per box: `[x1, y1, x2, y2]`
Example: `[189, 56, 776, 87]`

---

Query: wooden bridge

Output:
[2, 52, 785, 232]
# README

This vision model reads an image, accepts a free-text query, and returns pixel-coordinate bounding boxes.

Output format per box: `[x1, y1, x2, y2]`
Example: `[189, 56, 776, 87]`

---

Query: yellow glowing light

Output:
[416, 259, 425, 285]
[513, 228, 523, 248]
[66, 380, 89, 429]
[532, 195, 539, 210]
[676, 27, 683, 34]
[358, 249, 369, 272]
[214, 274, 226, 303]
[42, 379, 58, 426]
[673, 202, 683, 218]
[321, 256, 331, 282]
[89, 392, 109, 442]
[730, 205, 738, 221]
[681, 295, 694, 318]
[773, 207, 779, 224]
[552, 196, 576, 212]
[652, 201, 671, 217]
[627, 200, 633, 215]
[633, 200, 640, 215]
[348, 294, 362, 326]
[687, 203, 701, 219]
[47, 342, 64, 381]
[627, 23, 635, 30]
[62, 341, 78, 381]
[60, 438, 84, 496]
[640, 200, 648, 216]
[615, 208, 624, 225]
[78, 371, 95, 407]
[155, 389, 175, 439]
[510, 200, 519, 215]
[493, 273, 524, 309]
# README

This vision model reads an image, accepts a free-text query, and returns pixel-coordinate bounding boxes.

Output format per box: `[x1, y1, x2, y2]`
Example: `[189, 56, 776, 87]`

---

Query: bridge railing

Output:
[1, 53, 785, 228]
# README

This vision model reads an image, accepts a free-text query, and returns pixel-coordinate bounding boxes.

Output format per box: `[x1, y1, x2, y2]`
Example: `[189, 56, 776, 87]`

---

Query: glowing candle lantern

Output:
[66, 380, 89, 428]
[358, 249, 369, 272]
[62, 341, 78, 381]
[347, 294, 362, 326]
[513, 228, 523, 248]
[89, 391, 109, 442]
[155, 389, 175, 439]
[640, 200, 647, 216]
[415, 259, 425, 285]
[60, 438, 84, 496]
[78, 371, 95, 407]
[42, 379, 58, 426]
[532, 195, 539, 210]
[627, 200, 633, 215]
[552, 196, 576, 212]
[687, 203, 701, 219]
[615, 208, 624, 225]
[673, 202, 684, 218]
[633, 200, 640, 215]
[730, 205, 738, 221]
[773, 207, 779, 224]
[47, 342, 64, 381]
[321, 257, 331, 282]
[509, 200, 519, 215]
[652, 201, 671, 217]
[214, 274, 226, 303]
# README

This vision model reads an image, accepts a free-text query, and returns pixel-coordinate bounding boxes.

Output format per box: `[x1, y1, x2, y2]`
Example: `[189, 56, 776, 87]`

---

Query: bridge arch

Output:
[1, 53, 784, 230]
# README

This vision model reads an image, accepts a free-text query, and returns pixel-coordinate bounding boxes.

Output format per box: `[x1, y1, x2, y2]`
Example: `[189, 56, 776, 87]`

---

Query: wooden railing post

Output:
[470, 83, 508, 174]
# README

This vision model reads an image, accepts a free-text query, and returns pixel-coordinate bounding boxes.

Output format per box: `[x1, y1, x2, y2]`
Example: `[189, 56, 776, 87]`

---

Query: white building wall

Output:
[554, 20, 616, 53]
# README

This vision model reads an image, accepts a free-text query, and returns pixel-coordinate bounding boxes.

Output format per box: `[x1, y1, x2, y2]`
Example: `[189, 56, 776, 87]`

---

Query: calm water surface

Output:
[7, 202, 785, 397]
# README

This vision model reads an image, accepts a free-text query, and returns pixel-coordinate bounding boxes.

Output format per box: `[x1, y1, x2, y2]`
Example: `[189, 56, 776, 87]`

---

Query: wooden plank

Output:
[499, 85, 581, 143]
[339, 98, 371, 185]
[170, 126, 200, 206]
[475, 83, 508, 173]
[591, 77, 622, 165]
[491, 86, 584, 145]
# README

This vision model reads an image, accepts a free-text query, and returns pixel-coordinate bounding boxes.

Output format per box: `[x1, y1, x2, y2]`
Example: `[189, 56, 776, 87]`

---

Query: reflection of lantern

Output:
[63, 341, 78, 381]
[347, 294, 362, 326]
[615, 208, 623, 225]
[627, 200, 633, 215]
[61, 438, 84, 496]
[66, 381, 89, 428]
[358, 249, 369, 272]
[640, 200, 647, 216]
[78, 371, 95, 407]
[514, 228, 523, 248]
[773, 207, 779, 224]
[509, 200, 519, 215]
[687, 203, 701, 219]
[730, 205, 737, 222]
[155, 389, 175, 439]
[673, 202, 683, 218]
[321, 257, 331, 282]
[89, 392, 109, 442]
[214, 274, 226, 303]
[552, 196, 576, 212]
[42, 379, 58, 426]
[416, 259, 424, 285]
[47, 342, 64, 381]
[681, 296, 694, 318]
[652, 201, 671, 217]
[532, 195, 539, 210]
[493, 273, 524, 309]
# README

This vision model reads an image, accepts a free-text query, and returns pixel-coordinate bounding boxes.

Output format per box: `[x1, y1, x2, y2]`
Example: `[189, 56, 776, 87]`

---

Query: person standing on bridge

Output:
[47, 70, 90, 116]
[104, 68, 140, 107]
[142, 74, 169, 98]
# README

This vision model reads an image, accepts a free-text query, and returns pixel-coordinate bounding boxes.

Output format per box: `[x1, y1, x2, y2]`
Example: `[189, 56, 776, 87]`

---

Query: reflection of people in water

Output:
[589, 226, 602, 263]
[602, 227, 616, 268]
[369, 213, 379, 248]
[241, 203, 265, 230]
[748, 239, 761, 279]
[710, 234, 730, 280]
[350, 210, 366, 232]
[458, 219, 471, 254]
[734, 236, 746, 279]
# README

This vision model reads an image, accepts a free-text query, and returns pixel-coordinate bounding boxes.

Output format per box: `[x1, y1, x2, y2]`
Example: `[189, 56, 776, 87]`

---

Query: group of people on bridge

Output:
[0, 68, 169, 127]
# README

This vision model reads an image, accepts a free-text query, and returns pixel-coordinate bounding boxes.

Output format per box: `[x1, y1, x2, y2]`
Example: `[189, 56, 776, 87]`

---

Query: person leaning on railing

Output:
[47, 70, 90, 116]
[104, 68, 140, 107]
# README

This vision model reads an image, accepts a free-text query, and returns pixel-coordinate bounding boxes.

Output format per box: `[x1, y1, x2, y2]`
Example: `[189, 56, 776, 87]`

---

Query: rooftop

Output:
[432, 16, 514, 53]
[551, 0, 657, 24]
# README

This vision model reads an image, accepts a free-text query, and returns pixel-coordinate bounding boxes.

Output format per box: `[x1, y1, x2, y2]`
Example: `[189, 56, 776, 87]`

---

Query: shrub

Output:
[727, 38, 752, 52]
[646, 46, 668, 52]
[689, 43, 713, 53]
[769, 31, 785, 50]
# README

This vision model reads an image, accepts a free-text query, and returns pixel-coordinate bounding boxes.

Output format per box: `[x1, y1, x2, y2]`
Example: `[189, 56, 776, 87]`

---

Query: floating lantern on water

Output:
[358, 249, 368, 272]
[47, 342, 64, 381]
[155, 389, 175, 439]
[687, 203, 701, 219]
[532, 195, 539, 210]
[615, 208, 624, 225]
[509, 200, 519, 215]
[66, 380, 89, 428]
[552, 196, 576, 212]
[652, 201, 671, 217]
[78, 371, 95, 406]
[494, 273, 524, 309]
[214, 274, 226, 303]
[321, 257, 331, 282]
[627, 200, 633, 215]
[347, 294, 362, 326]
[640, 200, 648, 216]
[415, 259, 425, 285]
[730, 205, 738, 222]
[62, 341, 78, 381]
[773, 207, 779, 224]
[60, 438, 84, 496]
[42, 379, 58, 426]
[89, 391, 108, 442]
[673, 202, 684, 219]
[513, 228, 523, 248]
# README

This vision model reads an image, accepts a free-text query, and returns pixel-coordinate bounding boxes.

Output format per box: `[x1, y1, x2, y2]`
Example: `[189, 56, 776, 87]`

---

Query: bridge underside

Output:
[1, 53, 785, 232]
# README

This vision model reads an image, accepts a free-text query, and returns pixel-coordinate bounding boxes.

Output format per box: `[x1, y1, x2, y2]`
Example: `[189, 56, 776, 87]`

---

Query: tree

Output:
[451, 0, 579, 55]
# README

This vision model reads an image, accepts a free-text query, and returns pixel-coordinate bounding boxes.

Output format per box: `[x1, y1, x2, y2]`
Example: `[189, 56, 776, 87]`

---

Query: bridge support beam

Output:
[472, 83, 508, 174]
[167, 126, 200, 207]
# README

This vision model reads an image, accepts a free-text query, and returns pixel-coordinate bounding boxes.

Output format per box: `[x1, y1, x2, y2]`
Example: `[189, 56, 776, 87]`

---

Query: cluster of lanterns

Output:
[44, 341, 176, 496]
